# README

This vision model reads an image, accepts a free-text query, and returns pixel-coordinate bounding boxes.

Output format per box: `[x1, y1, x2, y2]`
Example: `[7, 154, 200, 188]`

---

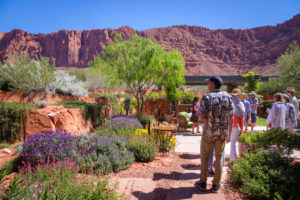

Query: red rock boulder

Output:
[25, 105, 92, 136]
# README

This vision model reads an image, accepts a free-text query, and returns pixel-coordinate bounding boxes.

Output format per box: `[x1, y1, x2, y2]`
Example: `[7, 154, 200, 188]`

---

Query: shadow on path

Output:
[133, 186, 213, 200]
[181, 163, 200, 169]
[179, 153, 200, 160]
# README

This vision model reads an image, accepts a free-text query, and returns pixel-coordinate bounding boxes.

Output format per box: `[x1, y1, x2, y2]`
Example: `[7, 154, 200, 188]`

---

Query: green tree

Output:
[0, 54, 56, 103]
[277, 41, 300, 91]
[242, 71, 260, 94]
[89, 34, 186, 114]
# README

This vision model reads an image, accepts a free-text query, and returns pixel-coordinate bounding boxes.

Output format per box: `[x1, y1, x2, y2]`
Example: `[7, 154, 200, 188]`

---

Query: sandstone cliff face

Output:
[1, 15, 300, 75]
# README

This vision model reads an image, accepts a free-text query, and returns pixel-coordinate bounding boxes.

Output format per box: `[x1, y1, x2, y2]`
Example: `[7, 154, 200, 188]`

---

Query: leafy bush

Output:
[0, 77, 12, 91]
[231, 151, 300, 200]
[21, 129, 75, 164]
[242, 71, 260, 93]
[238, 128, 300, 155]
[57, 101, 103, 128]
[73, 135, 134, 174]
[176, 91, 196, 104]
[0, 54, 56, 103]
[49, 70, 88, 97]
[129, 134, 158, 162]
[68, 69, 87, 81]
[105, 115, 143, 133]
[0, 103, 38, 142]
[134, 114, 155, 126]
[3, 160, 126, 200]
[258, 78, 285, 95]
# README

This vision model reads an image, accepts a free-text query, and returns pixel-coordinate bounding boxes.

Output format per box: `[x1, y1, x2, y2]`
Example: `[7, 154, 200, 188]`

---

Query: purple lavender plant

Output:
[21, 129, 75, 164]
[106, 115, 143, 132]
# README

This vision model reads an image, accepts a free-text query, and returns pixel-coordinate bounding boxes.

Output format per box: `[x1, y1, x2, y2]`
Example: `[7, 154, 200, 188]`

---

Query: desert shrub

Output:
[2, 160, 125, 200]
[0, 103, 38, 143]
[37, 100, 48, 108]
[21, 129, 75, 164]
[97, 126, 136, 139]
[231, 151, 300, 200]
[49, 70, 88, 97]
[57, 101, 103, 128]
[73, 135, 134, 174]
[68, 69, 87, 81]
[134, 114, 155, 126]
[129, 134, 158, 162]
[104, 115, 143, 133]
[0, 54, 56, 103]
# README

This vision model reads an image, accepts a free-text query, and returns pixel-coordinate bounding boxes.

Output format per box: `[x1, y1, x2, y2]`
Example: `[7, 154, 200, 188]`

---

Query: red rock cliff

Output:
[1, 15, 300, 75]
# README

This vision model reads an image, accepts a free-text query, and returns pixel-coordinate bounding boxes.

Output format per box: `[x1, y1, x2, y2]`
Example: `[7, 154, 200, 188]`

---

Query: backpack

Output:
[205, 92, 232, 138]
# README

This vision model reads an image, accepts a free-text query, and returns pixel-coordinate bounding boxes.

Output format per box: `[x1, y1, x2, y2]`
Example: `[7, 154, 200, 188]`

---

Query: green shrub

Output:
[134, 114, 155, 126]
[68, 69, 87, 81]
[176, 91, 196, 104]
[0, 54, 56, 103]
[239, 128, 300, 155]
[0, 103, 38, 142]
[129, 134, 158, 162]
[57, 101, 103, 128]
[0, 77, 12, 91]
[0, 143, 10, 150]
[242, 71, 260, 93]
[3, 160, 126, 200]
[231, 151, 300, 200]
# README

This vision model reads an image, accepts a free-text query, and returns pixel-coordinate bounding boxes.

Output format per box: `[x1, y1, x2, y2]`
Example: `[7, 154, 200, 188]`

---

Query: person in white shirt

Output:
[266, 93, 287, 130]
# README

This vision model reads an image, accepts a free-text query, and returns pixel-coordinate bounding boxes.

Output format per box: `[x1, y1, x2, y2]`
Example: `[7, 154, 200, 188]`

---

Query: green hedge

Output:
[57, 101, 103, 128]
[0, 103, 38, 142]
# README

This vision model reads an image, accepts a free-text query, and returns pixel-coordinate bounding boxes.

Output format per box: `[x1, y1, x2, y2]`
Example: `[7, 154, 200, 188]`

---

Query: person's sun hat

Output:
[249, 91, 256, 96]
[285, 87, 296, 93]
[231, 88, 241, 96]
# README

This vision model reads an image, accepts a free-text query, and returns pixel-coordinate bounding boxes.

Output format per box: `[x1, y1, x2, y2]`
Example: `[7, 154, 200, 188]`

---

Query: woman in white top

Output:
[266, 93, 287, 130]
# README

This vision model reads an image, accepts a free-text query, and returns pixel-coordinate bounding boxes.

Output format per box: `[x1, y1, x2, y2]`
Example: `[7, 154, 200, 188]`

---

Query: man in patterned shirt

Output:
[194, 76, 233, 193]
[247, 91, 259, 131]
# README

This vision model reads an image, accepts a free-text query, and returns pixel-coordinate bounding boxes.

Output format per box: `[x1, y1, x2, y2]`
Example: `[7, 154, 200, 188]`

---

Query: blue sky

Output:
[0, 0, 299, 33]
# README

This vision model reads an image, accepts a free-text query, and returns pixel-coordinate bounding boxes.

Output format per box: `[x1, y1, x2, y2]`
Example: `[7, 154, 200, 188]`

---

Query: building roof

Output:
[184, 75, 276, 86]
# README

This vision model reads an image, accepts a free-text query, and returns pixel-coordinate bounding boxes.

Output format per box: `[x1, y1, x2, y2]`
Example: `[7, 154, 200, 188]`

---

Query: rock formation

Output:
[1, 14, 300, 75]
[25, 105, 92, 136]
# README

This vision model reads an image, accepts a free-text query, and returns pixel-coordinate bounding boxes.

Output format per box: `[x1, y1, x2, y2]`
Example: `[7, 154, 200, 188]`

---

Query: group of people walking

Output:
[190, 76, 299, 193]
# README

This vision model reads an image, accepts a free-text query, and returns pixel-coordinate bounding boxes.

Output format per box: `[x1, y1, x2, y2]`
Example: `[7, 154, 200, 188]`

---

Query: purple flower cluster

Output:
[21, 130, 134, 174]
[106, 115, 143, 132]
[22, 129, 75, 164]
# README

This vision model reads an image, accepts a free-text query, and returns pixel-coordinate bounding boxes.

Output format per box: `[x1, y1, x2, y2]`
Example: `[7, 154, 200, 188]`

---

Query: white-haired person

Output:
[283, 93, 297, 133]
[266, 93, 287, 130]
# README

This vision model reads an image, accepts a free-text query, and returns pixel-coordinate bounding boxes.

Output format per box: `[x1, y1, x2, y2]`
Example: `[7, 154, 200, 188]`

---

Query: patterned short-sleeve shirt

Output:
[199, 89, 233, 139]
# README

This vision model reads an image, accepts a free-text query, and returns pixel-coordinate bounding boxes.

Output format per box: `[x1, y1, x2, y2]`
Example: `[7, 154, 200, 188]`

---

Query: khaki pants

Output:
[200, 135, 225, 186]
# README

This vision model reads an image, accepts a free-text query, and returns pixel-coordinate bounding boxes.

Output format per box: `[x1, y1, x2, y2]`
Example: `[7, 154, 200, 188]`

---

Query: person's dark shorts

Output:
[190, 113, 199, 123]
[250, 113, 257, 123]
[244, 114, 249, 123]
